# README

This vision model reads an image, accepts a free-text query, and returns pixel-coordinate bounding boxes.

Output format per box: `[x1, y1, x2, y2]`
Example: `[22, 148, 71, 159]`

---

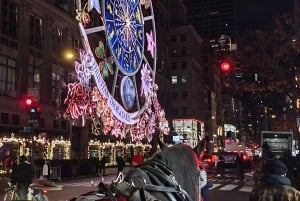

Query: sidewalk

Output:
[0, 166, 134, 199]
[61, 166, 133, 181]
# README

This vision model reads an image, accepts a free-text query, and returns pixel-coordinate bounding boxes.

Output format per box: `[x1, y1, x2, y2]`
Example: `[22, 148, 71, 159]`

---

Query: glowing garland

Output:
[64, 0, 170, 142]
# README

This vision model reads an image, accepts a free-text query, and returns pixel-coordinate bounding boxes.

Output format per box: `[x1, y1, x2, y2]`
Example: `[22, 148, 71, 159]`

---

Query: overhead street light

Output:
[218, 34, 232, 52]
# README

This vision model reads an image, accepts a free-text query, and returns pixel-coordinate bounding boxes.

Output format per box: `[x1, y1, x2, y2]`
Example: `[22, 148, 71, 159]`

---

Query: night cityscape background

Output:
[0, 0, 299, 165]
[2, 1, 300, 201]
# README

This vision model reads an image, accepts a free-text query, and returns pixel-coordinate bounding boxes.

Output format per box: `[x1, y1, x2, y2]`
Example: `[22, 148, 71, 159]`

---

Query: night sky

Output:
[236, 0, 294, 32]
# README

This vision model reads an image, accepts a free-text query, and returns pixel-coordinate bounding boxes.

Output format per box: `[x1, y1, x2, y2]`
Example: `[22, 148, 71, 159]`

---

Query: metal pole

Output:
[30, 122, 34, 166]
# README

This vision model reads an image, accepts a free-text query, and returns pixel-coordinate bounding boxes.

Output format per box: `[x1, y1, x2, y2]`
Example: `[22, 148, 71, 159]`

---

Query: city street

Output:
[48, 172, 253, 201]
[0, 167, 253, 201]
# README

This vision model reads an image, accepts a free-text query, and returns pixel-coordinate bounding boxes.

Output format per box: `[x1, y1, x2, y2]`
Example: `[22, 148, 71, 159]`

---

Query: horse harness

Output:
[100, 159, 194, 201]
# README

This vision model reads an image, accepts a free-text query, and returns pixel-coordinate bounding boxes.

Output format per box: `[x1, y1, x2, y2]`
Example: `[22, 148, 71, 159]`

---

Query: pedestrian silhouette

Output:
[250, 159, 300, 201]
[99, 155, 107, 175]
[116, 155, 125, 173]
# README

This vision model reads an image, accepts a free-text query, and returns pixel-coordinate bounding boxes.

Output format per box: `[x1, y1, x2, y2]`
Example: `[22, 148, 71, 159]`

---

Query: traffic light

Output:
[220, 59, 233, 73]
[28, 106, 41, 120]
[24, 97, 35, 109]
[24, 97, 41, 120]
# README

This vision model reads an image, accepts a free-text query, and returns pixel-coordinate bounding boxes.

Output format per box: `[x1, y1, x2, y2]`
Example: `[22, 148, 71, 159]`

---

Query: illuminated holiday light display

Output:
[64, 0, 170, 141]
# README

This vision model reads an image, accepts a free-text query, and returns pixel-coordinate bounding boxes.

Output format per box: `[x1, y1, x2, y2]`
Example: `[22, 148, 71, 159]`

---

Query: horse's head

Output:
[124, 139, 206, 201]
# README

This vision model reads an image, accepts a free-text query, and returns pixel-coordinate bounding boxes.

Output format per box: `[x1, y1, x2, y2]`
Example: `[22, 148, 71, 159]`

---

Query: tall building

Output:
[169, 25, 207, 147]
[0, 0, 210, 154]
[167, 0, 209, 147]
[184, 0, 246, 148]
[184, 0, 237, 41]
[0, 0, 87, 157]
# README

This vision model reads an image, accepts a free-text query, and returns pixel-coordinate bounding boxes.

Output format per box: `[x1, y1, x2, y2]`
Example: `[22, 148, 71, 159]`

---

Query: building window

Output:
[172, 108, 178, 116]
[51, 68, 64, 103]
[171, 35, 176, 42]
[72, 35, 80, 53]
[61, 120, 67, 130]
[171, 48, 177, 56]
[182, 107, 188, 116]
[181, 47, 187, 56]
[1, 113, 9, 124]
[182, 91, 188, 99]
[181, 62, 187, 69]
[52, 27, 63, 56]
[1, 0, 18, 48]
[29, 15, 43, 49]
[161, 60, 165, 74]
[171, 63, 177, 70]
[182, 75, 188, 84]
[55, 0, 69, 11]
[39, 118, 45, 128]
[171, 76, 178, 84]
[53, 119, 59, 129]
[172, 91, 178, 99]
[180, 34, 186, 42]
[0, 56, 16, 94]
[11, 114, 20, 125]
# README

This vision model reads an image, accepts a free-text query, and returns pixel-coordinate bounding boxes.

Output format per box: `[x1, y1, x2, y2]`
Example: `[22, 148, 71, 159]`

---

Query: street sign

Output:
[28, 87, 40, 102]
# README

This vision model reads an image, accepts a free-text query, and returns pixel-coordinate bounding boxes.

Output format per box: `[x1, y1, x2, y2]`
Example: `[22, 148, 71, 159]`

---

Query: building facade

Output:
[0, 0, 89, 157]
[0, 0, 213, 156]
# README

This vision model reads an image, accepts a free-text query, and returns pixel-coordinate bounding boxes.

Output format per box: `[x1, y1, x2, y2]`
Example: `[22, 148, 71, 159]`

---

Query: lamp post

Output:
[218, 34, 232, 52]
[28, 50, 75, 162]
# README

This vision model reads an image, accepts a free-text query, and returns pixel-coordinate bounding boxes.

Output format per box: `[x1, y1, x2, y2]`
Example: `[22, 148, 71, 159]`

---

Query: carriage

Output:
[71, 140, 206, 201]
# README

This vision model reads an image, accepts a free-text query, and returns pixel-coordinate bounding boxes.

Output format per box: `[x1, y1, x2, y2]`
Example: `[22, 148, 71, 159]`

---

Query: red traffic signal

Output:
[25, 97, 34, 106]
[24, 97, 35, 112]
[220, 60, 233, 73]
[23, 97, 41, 120]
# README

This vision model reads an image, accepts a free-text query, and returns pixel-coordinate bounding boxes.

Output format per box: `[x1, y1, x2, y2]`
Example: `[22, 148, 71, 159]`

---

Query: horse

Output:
[72, 139, 206, 201]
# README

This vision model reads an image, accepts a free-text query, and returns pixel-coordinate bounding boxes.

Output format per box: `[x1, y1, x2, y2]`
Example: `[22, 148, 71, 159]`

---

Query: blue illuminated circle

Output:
[120, 76, 136, 110]
[103, 0, 144, 75]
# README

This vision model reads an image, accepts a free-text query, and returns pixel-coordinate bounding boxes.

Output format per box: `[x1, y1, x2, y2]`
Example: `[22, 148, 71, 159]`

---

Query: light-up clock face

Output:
[120, 76, 136, 110]
[69, 0, 170, 141]
[103, 0, 144, 76]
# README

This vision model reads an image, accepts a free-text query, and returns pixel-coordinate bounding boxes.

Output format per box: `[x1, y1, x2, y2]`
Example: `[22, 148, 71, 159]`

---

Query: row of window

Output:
[1, 0, 80, 53]
[0, 112, 67, 130]
[172, 91, 188, 99]
[171, 62, 187, 70]
[171, 75, 188, 84]
[172, 107, 188, 116]
[171, 34, 186, 42]
[0, 55, 16, 94]
[1, 0, 81, 104]
[171, 47, 188, 57]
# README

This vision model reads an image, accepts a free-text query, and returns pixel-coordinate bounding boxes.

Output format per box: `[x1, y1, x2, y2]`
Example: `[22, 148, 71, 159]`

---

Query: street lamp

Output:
[28, 50, 75, 162]
[218, 35, 232, 52]
[30, 50, 75, 101]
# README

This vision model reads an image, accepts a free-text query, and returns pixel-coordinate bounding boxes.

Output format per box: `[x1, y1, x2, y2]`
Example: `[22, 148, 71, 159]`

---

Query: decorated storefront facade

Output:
[0, 133, 152, 169]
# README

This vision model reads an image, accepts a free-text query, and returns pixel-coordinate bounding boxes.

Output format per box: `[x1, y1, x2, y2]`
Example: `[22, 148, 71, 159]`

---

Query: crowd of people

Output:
[4, 142, 300, 201]
[98, 150, 146, 176]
